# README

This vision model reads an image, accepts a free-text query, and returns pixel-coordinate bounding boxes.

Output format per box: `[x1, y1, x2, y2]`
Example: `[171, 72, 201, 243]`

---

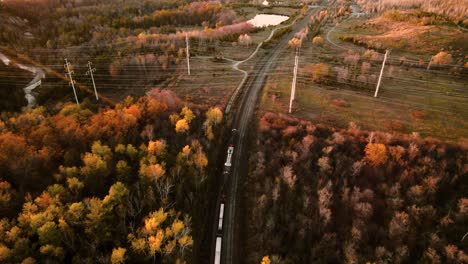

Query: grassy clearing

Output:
[260, 40, 468, 141]
[336, 10, 468, 55]
[155, 57, 243, 107]
[215, 29, 272, 61]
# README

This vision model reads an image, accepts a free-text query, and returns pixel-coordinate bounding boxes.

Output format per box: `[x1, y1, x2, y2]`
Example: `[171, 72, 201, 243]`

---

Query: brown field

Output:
[259, 12, 468, 141]
[336, 10, 468, 55]
[153, 57, 243, 107]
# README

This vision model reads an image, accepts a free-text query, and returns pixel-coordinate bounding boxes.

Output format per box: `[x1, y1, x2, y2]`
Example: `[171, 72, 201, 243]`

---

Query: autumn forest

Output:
[0, 0, 467, 263]
[0, 90, 225, 263]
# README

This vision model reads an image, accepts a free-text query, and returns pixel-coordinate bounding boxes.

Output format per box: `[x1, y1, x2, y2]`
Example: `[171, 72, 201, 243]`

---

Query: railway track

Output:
[211, 6, 324, 264]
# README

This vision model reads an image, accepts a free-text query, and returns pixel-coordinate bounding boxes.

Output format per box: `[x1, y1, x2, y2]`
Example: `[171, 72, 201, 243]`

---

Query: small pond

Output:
[247, 14, 289, 28]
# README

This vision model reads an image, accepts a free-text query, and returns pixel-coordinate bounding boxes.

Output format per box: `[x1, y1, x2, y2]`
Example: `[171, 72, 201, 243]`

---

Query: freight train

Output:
[214, 129, 237, 264]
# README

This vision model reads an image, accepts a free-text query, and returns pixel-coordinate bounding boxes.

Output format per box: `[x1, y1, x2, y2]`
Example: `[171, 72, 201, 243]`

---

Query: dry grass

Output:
[259, 48, 468, 141]
[331, 99, 349, 108]
[155, 57, 243, 108]
[357, 0, 468, 22]
[410, 109, 426, 119]
[339, 10, 468, 54]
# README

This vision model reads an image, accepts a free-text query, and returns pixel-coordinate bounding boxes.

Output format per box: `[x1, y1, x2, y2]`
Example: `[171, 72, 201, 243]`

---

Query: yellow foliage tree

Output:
[365, 143, 388, 166]
[148, 230, 164, 255]
[178, 235, 193, 248]
[80, 153, 109, 178]
[205, 125, 214, 141]
[164, 239, 177, 254]
[193, 150, 208, 170]
[143, 164, 165, 182]
[432, 51, 453, 65]
[144, 208, 168, 235]
[204, 107, 223, 140]
[148, 140, 167, 157]
[205, 107, 223, 125]
[180, 107, 195, 123]
[175, 119, 189, 134]
[261, 256, 271, 264]
[311, 63, 331, 83]
[181, 145, 191, 159]
[0, 243, 11, 262]
[288, 37, 302, 49]
[171, 220, 184, 236]
[111, 247, 126, 264]
[312, 36, 324, 46]
[130, 237, 146, 253]
[129, 208, 192, 258]
[169, 114, 180, 125]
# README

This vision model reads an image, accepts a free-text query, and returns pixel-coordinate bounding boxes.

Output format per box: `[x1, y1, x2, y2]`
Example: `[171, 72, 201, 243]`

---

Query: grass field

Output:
[260, 14, 468, 141]
[332, 10, 468, 56]
[155, 57, 243, 107]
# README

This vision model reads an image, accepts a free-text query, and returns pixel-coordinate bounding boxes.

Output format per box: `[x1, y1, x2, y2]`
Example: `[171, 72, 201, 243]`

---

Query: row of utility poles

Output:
[64, 59, 99, 105]
[288, 48, 392, 113]
[63, 34, 192, 105]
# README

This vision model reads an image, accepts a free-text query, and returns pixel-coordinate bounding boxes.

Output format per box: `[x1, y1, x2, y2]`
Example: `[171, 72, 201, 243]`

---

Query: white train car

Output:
[218, 203, 225, 231]
[214, 199, 225, 263]
[224, 146, 234, 167]
[214, 236, 222, 264]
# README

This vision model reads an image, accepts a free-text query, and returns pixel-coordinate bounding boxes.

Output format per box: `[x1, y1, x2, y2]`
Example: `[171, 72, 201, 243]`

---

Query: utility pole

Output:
[289, 48, 299, 114]
[186, 33, 191, 76]
[425, 56, 434, 90]
[64, 58, 79, 105]
[374, 49, 390, 98]
[86, 61, 99, 100]
[426, 56, 434, 71]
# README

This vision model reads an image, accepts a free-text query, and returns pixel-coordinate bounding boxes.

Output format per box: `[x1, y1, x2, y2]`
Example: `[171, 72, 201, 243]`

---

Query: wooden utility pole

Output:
[86, 61, 99, 100]
[374, 49, 390, 98]
[64, 58, 79, 105]
[426, 56, 434, 71]
[186, 33, 191, 76]
[289, 48, 299, 114]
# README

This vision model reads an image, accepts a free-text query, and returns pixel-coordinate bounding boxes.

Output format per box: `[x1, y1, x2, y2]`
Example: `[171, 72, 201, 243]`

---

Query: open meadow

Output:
[260, 4, 468, 141]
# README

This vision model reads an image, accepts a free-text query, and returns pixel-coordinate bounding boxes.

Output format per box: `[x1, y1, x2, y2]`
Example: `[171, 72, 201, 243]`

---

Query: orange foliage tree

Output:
[364, 143, 388, 166]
